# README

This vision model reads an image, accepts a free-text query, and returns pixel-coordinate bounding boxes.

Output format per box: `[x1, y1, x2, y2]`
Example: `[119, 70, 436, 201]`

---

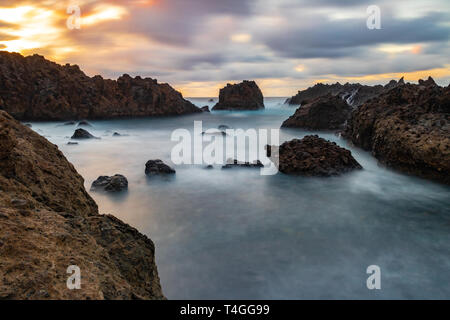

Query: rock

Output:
[221, 159, 264, 169]
[205, 165, 214, 169]
[212, 80, 265, 110]
[418, 76, 437, 87]
[67, 142, 78, 145]
[201, 106, 210, 112]
[282, 94, 353, 130]
[64, 121, 76, 125]
[218, 125, 230, 130]
[208, 99, 214, 102]
[0, 52, 201, 121]
[71, 128, 97, 140]
[0, 110, 164, 300]
[145, 160, 176, 175]
[77, 120, 92, 127]
[268, 135, 362, 176]
[285, 78, 405, 107]
[113, 132, 121, 137]
[344, 79, 449, 184]
[91, 175, 128, 192]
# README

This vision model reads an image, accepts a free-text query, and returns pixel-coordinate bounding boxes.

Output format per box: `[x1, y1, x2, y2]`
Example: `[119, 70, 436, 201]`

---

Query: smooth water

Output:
[30, 98, 450, 299]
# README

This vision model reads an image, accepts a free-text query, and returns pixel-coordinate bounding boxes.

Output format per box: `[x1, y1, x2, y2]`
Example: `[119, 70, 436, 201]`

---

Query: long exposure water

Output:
[29, 98, 450, 299]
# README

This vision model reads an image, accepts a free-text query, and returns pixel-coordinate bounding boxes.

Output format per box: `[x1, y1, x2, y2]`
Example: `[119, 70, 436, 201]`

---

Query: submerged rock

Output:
[344, 78, 449, 184]
[282, 94, 352, 130]
[145, 160, 176, 175]
[91, 175, 128, 192]
[71, 128, 97, 139]
[67, 142, 78, 145]
[222, 159, 264, 169]
[268, 135, 362, 176]
[0, 110, 164, 300]
[213, 80, 265, 110]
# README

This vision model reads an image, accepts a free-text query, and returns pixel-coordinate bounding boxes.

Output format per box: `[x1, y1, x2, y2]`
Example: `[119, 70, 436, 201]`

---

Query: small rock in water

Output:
[218, 125, 230, 130]
[221, 159, 263, 169]
[205, 165, 214, 169]
[67, 142, 78, 145]
[77, 120, 92, 127]
[201, 106, 210, 112]
[91, 175, 128, 192]
[64, 121, 76, 125]
[208, 98, 214, 102]
[112, 132, 122, 137]
[145, 160, 176, 175]
[71, 128, 98, 140]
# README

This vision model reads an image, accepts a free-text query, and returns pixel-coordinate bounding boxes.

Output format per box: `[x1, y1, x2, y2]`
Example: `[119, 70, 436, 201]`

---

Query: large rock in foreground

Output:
[345, 78, 449, 184]
[213, 80, 265, 110]
[282, 94, 353, 130]
[268, 136, 362, 176]
[0, 52, 200, 121]
[0, 110, 164, 299]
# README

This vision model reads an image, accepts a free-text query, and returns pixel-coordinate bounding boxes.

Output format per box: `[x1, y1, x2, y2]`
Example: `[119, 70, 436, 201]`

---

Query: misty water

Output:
[29, 98, 450, 299]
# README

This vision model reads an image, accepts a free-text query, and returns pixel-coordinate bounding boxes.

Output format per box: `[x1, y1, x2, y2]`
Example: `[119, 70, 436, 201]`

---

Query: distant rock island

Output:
[0, 52, 201, 121]
[0, 110, 165, 299]
[213, 80, 265, 110]
[285, 78, 405, 107]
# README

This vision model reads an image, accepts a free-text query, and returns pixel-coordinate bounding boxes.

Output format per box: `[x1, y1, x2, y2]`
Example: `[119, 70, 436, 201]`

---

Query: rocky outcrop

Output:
[267, 135, 362, 176]
[212, 81, 264, 110]
[0, 52, 201, 121]
[344, 78, 449, 184]
[286, 78, 405, 107]
[282, 94, 353, 130]
[91, 175, 128, 192]
[0, 110, 164, 299]
[145, 160, 176, 175]
[71, 128, 97, 140]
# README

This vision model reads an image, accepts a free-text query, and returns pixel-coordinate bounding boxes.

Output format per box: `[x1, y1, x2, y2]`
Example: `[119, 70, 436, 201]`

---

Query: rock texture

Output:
[145, 160, 176, 175]
[286, 78, 405, 107]
[282, 94, 353, 130]
[268, 135, 362, 176]
[0, 52, 201, 121]
[345, 78, 449, 184]
[213, 81, 265, 110]
[91, 175, 128, 192]
[0, 110, 164, 299]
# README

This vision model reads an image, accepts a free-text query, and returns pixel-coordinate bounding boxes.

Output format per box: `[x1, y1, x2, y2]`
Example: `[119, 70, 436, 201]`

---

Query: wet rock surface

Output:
[91, 175, 129, 192]
[213, 80, 265, 110]
[0, 110, 164, 300]
[282, 94, 353, 130]
[0, 52, 200, 121]
[344, 78, 449, 184]
[268, 135, 362, 176]
[145, 160, 176, 175]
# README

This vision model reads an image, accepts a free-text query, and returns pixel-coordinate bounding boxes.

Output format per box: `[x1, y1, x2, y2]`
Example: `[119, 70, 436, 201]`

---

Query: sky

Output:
[0, 0, 449, 97]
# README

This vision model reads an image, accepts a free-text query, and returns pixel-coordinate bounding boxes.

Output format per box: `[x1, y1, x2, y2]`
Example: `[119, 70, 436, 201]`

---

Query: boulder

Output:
[71, 128, 98, 139]
[145, 160, 176, 175]
[282, 94, 353, 130]
[212, 80, 265, 110]
[91, 175, 128, 192]
[268, 135, 362, 176]
[201, 106, 210, 112]
[344, 78, 449, 184]
[0, 52, 201, 121]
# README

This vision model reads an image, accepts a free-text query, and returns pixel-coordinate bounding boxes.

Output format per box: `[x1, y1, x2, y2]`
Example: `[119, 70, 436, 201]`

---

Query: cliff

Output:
[0, 110, 165, 299]
[0, 52, 200, 121]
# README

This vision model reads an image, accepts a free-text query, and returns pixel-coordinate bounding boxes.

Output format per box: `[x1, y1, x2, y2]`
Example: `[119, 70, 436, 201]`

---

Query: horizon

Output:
[0, 0, 449, 97]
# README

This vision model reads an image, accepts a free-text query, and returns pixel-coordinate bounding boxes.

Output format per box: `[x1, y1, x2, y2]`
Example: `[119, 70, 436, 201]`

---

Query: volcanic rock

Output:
[0, 52, 201, 121]
[145, 160, 176, 175]
[344, 78, 449, 184]
[213, 81, 265, 110]
[268, 135, 362, 176]
[91, 175, 128, 192]
[0, 110, 164, 299]
[282, 94, 353, 130]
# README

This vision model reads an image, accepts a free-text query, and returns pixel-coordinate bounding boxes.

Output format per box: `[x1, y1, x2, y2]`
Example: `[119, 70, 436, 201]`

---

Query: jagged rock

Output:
[344, 78, 449, 184]
[71, 128, 97, 139]
[221, 159, 264, 169]
[0, 110, 164, 300]
[418, 76, 437, 87]
[0, 52, 201, 121]
[145, 160, 176, 175]
[201, 106, 210, 112]
[286, 78, 405, 107]
[91, 175, 128, 192]
[268, 135, 362, 176]
[282, 94, 353, 130]
[213, 80, 265, 110]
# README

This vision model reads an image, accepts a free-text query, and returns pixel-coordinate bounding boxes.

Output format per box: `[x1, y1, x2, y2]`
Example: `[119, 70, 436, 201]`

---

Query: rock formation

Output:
[212, 81, 265, 110]
[285, 78, 405, 107]
[267, 135, 362, 176]
[344, 78, 449, 184]
[145, 160, 176, 175]
[0, 52, 201, 121]
[282, 94, 353, 130]
[0, 110, 164, 299]
[91, 175, 129, 192]
[71, 128, 97, 140]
